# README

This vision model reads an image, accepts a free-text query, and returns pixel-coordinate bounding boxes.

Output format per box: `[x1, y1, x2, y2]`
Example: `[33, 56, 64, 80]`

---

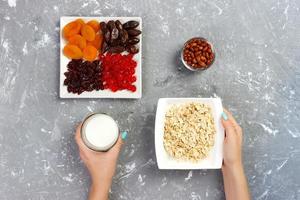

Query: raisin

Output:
[64, 59, 103, 94]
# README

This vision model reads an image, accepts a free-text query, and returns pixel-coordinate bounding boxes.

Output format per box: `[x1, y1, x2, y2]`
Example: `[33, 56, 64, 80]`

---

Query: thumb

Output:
[109, 131, 127, 153]
[115, 135, 124, 150]
[221, 112, 236, 138]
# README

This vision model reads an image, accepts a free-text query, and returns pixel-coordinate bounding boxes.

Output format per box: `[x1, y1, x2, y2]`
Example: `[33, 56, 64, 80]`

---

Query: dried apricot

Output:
[63, 21, 82, 39]
[69, 34, 87, 50]
[87, 33, 103, 50]
[63, 44, 83, 59]
[87, 20, 100, 32]
[81, 25, 96, 41]
[83, 45, 97, 61]
[76, 18, 85, 26]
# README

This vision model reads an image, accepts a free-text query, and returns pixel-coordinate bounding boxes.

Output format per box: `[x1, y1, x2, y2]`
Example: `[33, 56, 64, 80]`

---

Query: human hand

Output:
[75, 124, 126, 200]
[221, 109, 243, 170]
[221, 109, 250, 200]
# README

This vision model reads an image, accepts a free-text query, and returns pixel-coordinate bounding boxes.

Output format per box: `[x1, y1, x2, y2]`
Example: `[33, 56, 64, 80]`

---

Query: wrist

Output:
[222, 161, 243, 173]
[222, 162, 244, 181]
[89, 183, 110, 200]
[92, 177, 112, 191]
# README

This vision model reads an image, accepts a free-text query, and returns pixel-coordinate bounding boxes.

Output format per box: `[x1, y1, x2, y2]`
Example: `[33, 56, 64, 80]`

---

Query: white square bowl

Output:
[155, 98, 224, 169]
[59, 16, 142, 99]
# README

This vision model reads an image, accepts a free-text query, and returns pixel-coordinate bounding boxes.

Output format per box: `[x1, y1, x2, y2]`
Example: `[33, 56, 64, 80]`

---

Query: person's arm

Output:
[221, 109, 251, 200]
[74, 124, 126, 200]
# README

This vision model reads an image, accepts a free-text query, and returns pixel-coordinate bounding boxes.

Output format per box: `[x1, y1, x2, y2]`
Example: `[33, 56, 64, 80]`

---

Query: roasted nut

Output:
[183, 38, 214, 69]
[199, 61, 206, 67]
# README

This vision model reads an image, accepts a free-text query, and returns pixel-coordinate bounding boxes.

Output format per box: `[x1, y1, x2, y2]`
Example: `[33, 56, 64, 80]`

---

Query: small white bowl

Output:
[155, 98, 224, 169]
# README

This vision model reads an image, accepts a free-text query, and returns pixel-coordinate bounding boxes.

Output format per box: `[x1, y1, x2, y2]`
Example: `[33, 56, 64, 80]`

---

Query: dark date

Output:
[99, 20, 141, 54]
[107, 20, 116, 31]
[123, 20, 139, 30]
[115, 20, 123, 31]
[127, 29, 142, 37]
[100, 22, 107, 33]
[127, 38, 140, 45]
[119, 29, 129, 44]
[111, 28, 119, 40]
[126, 45, 139, 54]
[108, 46, 125, 53]
[104, 31, 111, 43]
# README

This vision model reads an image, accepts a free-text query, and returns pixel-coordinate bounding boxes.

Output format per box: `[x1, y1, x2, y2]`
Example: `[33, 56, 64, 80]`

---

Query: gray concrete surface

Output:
[0, 0, 300, 199]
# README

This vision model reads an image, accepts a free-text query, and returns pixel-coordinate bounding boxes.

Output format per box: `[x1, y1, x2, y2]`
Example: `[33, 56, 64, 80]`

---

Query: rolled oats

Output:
[163, 102, 216, 161]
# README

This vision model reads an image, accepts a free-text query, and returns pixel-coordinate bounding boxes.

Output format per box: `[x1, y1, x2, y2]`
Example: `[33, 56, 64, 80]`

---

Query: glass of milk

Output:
[81, 113, 119, 152]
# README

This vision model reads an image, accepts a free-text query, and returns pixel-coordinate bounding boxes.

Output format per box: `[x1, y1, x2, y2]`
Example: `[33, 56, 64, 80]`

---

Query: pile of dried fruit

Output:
[63, 19, 103, 61]
[62, 18, 141, 94]
[64, 59, 103, 94]
[100, 53, 137, 92]
[101, 20, 141, 54]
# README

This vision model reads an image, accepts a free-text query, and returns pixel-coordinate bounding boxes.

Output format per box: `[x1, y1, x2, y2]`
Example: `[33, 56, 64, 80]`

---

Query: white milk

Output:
[81, 114, 119, 151]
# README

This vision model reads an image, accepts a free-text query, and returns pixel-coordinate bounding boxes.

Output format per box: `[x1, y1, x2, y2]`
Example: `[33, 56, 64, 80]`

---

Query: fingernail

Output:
[222, 112, 228, 120]
[121, 131, 128, 140]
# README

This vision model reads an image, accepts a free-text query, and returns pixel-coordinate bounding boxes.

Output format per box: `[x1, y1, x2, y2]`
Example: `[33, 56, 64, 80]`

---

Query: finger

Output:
[221, 117, 236, 139]
[74, 123, 91, 152]
[75, 123, 82, 142]
[105, 131, 127, 158]
[113, 135, 124, 151]
[223, 109, 242, 135]
[79, 151, 87, 161]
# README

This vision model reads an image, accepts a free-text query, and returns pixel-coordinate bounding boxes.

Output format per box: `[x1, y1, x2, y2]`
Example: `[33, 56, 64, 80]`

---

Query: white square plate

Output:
[155, 98, 224, 169]
[59, 16, 142, 98]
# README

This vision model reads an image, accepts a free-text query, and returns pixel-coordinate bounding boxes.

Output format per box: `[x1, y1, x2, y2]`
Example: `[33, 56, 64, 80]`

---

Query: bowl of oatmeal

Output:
[155, 98, 224, 169]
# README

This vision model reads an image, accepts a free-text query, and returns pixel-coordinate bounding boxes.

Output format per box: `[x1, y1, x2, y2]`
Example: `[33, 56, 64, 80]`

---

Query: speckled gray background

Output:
[0, 0, 299, 199]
